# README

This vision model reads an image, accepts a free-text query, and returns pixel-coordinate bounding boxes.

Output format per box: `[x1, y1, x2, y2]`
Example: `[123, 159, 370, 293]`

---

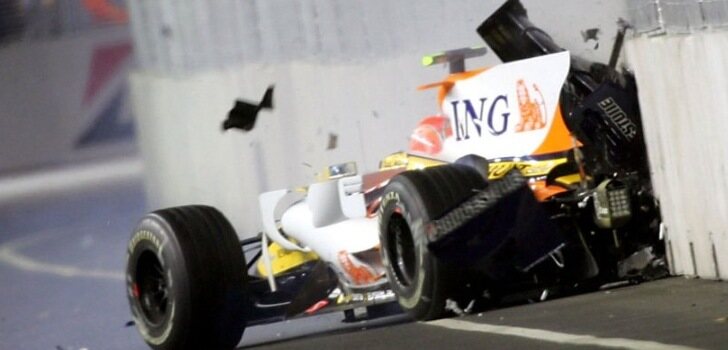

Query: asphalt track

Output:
[1, 161, 728, 350]
[248, 278, 728, 350]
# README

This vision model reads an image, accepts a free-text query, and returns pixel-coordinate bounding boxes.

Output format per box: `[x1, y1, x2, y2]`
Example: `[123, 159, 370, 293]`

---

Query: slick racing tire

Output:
[126, 205, 248, 350]
[379, 164, 486, 321]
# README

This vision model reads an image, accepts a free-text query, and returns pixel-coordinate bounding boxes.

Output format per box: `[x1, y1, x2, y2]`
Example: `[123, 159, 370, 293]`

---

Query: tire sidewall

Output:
[379, 179, 439, 317]
[126, 214, 191, 349]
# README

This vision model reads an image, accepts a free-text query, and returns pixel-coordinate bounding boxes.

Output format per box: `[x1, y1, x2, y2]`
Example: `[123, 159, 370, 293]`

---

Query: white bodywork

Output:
[259, 175, 380, 288]
[438, 51, 572, 161]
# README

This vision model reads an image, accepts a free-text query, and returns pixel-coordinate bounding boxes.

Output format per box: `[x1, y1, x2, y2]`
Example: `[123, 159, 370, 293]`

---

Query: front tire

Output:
[379, 165, 486, 320]
[126, 205, 248, 350]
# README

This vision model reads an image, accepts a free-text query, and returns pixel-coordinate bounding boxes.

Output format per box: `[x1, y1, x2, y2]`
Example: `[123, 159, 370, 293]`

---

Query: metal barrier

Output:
[630, 0, 728, 35]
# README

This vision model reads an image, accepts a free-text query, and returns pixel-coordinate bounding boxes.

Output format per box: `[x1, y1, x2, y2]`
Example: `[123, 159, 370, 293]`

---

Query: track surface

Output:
[1, 170, 727, 350]
[248, 277, 728, 350]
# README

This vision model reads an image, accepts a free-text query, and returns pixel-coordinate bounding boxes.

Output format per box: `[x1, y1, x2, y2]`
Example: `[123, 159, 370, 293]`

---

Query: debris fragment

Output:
[539, 289, 550, 301]
[327, 133, 338, 150]
[223, 86, 274, 132]
[445, 299, 465, 316]
[715, 316, 727, 323]
[581, 28, 600, 49]
[304, 300, 329, 315]
[125, 320, 135, 327]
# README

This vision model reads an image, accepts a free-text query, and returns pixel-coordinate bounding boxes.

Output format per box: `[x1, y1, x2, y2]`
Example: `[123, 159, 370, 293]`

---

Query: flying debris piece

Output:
[581, 28, 600, 42]
[327, 132, 338, 150]
[223, 86, 274, 132]
[581, 28, 600, 49]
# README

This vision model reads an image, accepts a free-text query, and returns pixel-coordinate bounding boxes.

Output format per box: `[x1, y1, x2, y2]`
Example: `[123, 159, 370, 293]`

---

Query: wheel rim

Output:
[388, 214, 416, 287]
[135, 251, 170, 326]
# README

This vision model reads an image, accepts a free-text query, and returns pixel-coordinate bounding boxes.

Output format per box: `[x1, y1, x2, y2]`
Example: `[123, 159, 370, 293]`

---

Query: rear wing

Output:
[478, 0, 598, 95]
[477, 0, 563, 63]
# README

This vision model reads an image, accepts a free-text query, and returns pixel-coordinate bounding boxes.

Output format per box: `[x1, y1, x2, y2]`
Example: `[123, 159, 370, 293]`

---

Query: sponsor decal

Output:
[128, 230, 162, 253]
[337, 251, 380, 286]
[515, 79, 547, 132]
[451, 94, 510, 140]
[437, 52, 572, 161]
[598, 97, 637, 140]
[449, 78, 546, 141]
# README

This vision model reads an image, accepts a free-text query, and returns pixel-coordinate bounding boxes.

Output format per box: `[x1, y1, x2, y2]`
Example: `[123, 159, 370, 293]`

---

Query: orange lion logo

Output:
[515, 79, 547, 132]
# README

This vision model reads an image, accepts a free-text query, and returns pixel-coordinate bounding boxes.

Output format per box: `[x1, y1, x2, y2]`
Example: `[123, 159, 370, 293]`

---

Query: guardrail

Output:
[630, 0, 728, 35]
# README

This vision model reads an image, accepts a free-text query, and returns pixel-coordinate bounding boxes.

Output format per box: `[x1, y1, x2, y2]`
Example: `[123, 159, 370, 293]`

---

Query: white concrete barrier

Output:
[626, 32, 728, 279]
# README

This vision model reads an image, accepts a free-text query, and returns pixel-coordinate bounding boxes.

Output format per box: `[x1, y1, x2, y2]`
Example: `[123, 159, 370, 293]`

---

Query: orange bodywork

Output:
[418, 68, 489, 107]
[530, 180, 569, 202]
[532, 105, 578, 156]
[337, 251, 381, 285]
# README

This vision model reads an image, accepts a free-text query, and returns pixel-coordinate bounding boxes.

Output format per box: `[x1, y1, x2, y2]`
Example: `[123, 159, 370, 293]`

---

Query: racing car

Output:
[126, 1, 667, 349]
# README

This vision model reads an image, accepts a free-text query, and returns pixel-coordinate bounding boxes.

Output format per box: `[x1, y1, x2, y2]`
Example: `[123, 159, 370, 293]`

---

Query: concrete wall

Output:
[129, 0, 630, 236]
[129, 0, 627, 73]
[626, 33, 728, 279]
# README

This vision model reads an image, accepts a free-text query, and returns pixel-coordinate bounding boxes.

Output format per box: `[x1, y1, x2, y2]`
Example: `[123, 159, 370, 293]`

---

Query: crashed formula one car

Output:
[126, 1, 667, 349]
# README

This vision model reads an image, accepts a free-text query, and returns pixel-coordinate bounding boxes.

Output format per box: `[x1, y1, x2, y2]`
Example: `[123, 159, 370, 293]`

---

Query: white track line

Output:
[427, 318, 703, 350]
[0, 157, 143, 204]
[0, 231, 124, 281]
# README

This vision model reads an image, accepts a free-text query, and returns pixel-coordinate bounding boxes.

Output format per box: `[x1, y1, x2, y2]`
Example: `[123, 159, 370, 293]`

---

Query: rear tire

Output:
[126, 205, 248, 350]
[379, 165, 486, 320]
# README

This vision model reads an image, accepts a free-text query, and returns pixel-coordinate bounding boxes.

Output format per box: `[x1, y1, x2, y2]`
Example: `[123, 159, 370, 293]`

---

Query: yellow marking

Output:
[256, 242, 319, 277]
[555, 174, 582, 186]
[488, 158, 568, 180]
[378, 153, 575, 185]
[379, 152, 446, 171]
